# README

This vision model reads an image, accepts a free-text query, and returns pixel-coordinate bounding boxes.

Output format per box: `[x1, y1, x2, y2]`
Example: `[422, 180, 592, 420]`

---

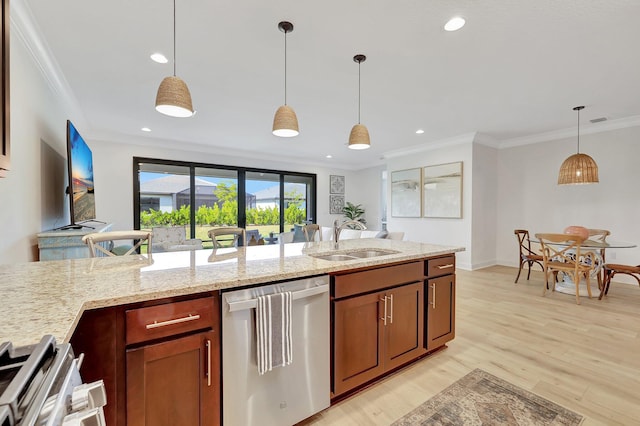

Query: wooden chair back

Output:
[208, 227, 246, 248]
[535, 233, 596, 304]
[588, 228, 610, 243]
[303, 224, 321, 242]
[82, 230, 153, 257]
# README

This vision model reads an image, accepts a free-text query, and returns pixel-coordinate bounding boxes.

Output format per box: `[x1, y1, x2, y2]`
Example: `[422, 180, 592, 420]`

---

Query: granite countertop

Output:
[0, 239, 463, 347]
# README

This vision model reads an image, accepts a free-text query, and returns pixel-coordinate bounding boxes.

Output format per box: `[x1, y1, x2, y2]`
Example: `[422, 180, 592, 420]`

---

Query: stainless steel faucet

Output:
[333, 219, 367, 249]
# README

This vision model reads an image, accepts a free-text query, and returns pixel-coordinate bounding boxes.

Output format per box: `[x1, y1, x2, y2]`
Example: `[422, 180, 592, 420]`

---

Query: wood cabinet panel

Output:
[333, 292, 385, 395]
[126, 330, 219, 426]
[426, 274, 456, 351]
[426, 255, 456, 278]
[125, 296, 215, 345]
[385, 282, 425, 370]
[333, 261, 422, 299]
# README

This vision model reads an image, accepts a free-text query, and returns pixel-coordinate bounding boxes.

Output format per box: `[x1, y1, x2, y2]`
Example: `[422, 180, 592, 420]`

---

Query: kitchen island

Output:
[0, 238, 463, 425]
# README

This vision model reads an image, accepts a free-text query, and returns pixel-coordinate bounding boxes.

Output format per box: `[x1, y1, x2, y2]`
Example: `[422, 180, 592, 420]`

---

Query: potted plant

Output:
[343, 201, 366, 225]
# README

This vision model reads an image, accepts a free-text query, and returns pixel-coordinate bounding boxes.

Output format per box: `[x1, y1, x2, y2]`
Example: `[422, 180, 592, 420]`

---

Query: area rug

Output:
[392, 369, 583, 425]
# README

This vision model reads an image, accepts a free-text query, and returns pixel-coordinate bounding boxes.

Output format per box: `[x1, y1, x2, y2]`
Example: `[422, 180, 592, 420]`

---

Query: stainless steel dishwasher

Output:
[222, 275, 330, 426]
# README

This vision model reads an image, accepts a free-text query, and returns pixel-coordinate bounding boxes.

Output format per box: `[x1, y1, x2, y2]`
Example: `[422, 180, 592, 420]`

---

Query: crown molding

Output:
[11, 1, 86, 125]
[498, 115, 640, 148]
[382, 132, 476, 159]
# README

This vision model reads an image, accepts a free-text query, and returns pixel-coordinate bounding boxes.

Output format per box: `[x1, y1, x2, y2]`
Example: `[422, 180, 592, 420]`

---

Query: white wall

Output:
[385, 142, 473, 269]
[348, 165, 385, 229]
[0, 24, 74, 263]
[496, 125, 640, 280]
[471, 143, 498, 268]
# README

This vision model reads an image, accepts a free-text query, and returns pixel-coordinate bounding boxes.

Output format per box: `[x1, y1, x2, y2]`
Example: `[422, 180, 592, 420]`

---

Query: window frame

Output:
[133, 157, 317, 238]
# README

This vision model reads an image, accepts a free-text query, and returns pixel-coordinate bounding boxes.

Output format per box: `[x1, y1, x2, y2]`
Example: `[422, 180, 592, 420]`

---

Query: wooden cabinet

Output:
[332, 262, 425, 397]
[126, 331, 218, 425]
[125, 296, 220, 426]
[70, 293, 220, 426]
[425, 255, 456, 351]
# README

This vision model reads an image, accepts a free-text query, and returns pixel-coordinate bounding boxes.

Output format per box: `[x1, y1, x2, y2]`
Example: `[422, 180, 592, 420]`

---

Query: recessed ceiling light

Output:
[444, 17, 465, 31]
[150, 53, 168, 64]
[416, 129, 425, 134]
[141, 127, 151, 132]
[326, 154, 333, 159]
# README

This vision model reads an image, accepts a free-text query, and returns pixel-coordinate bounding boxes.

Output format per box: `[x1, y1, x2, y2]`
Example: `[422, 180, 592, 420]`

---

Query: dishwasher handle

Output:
[226, 283, 329, 312]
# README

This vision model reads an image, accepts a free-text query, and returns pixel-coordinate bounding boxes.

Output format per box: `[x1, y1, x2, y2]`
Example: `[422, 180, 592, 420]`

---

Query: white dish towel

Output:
[256, 291, 293, 375]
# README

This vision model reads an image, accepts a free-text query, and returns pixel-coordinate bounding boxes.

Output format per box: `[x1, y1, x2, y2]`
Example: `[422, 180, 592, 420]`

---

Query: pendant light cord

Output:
[284, 30, 288, 105]
[576, 108, 580, 154]
[357, 60, 361, 124]
[173, 0, 177, 77]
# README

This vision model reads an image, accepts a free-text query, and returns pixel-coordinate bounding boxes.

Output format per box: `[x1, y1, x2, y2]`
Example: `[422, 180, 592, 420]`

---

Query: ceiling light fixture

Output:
[444, 16, 466, 31]
[416, 129, 425, 134]
[558, 106, 599, 185]
[155, 0, 194, 118]
[348, 54, 371, 150]
[272, 21, 299, 137]
[150, 53, 168, 64]
[141, 127, 151, 132]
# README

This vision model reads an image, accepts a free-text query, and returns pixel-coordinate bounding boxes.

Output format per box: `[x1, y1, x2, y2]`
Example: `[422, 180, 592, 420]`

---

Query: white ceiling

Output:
[20, 0, 640, 169]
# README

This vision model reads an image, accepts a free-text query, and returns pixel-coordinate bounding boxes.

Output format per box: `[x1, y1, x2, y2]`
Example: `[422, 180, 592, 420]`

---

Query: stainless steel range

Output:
[0, 335, 106, 426]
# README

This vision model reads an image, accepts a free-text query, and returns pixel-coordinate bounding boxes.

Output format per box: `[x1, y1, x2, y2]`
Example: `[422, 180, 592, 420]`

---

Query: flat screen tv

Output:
[66, 120, 96, 228]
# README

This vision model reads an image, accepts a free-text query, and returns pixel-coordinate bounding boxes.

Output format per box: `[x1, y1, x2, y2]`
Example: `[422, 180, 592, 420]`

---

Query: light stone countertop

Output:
[0, 239, 464, 347]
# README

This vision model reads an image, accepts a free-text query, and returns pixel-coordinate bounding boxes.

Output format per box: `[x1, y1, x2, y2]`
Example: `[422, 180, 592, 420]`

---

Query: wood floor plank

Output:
[303, 266, 640, 425]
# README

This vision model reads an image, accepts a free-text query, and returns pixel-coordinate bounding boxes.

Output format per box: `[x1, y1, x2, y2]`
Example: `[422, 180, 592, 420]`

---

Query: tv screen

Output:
[66, 120, 96, 226]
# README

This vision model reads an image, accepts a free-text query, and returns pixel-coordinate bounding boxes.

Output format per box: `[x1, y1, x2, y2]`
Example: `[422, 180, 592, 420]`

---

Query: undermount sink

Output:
[346, 249, 399, 258]
[309, 249, 399, 261]
[311, 254, 358, 261]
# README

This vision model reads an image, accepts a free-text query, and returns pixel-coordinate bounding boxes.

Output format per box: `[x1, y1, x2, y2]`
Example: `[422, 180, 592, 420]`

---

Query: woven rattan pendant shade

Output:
[273, 105, 299, 137]
[558, 153, 599, 184]
[348, 124, 370, 149]
[558, 105, 599, 185]
[155, 76, 194, 118]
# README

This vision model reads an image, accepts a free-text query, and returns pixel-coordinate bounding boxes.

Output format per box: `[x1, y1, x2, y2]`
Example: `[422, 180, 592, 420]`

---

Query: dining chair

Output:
[208, 227, 246, 248]
[535, 233, 596, 304]
[514, 229, 544, 283]
[303, 224, 321, 242]
[588, 228, 610, 243]
[82, 230, 153, 257]
[599, 263, 640, 299]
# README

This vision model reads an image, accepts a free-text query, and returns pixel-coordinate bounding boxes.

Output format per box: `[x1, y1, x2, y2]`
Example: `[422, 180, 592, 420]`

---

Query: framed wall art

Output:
[391, 168, 421, 217]
[330, 175, 345, 194]
[329, 194, 345, 214]
[423, 161, 463, 218]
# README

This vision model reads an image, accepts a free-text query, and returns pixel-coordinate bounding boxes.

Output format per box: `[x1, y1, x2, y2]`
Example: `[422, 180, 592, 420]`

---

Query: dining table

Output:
[530, 237, 637, 296]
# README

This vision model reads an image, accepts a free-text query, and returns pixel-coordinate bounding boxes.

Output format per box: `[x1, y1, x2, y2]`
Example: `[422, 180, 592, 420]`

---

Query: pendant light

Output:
[348, 54, 371, 150]
[155, 0, 194, 118]
[272, 21, 299, 137]
[558, 106, 599, 185]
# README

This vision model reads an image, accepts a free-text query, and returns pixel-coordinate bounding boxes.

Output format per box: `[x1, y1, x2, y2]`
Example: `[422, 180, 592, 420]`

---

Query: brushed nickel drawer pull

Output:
[146, 313, 201, 329]
[380, 296, 387, 326]
[206, 339, 212, 387]
[430, 283, 436, 308]
[437, 264, 454, 270]
[388, 294, 394, 324]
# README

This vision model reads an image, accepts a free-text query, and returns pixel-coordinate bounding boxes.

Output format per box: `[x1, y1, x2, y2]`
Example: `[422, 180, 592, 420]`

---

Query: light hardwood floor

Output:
[305, 265, 640, 425]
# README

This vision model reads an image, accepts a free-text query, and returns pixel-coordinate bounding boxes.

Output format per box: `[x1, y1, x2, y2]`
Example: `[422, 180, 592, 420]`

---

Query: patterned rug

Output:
[392, 369, 583, 425]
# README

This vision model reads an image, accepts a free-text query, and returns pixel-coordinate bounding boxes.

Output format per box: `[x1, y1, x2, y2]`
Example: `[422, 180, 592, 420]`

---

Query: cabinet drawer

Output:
[334, 262, 423, 299]
[126, 297, 215, 345]
[426, 255, 455, 277]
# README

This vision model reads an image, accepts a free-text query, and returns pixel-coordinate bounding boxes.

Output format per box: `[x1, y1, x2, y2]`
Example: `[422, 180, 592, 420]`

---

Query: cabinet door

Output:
[385, 282, 425, 370]
[333, 291, 385, 396]
[126, 330, 219, 426]
[426, 274, 456, 351]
